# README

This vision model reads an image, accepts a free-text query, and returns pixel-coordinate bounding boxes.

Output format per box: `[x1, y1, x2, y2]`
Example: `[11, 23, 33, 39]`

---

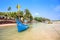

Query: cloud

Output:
[54, 5, 60, 12]
[34, 12, 40, 16]
[35, 13, 39, 15]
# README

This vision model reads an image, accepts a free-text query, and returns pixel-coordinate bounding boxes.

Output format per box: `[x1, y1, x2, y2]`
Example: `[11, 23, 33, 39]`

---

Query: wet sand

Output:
[0, 22, 60, 40]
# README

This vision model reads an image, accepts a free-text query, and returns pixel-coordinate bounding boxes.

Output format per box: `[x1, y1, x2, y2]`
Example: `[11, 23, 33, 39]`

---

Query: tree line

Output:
[0, 4, 50, 23]
[34, 17, 50, 22]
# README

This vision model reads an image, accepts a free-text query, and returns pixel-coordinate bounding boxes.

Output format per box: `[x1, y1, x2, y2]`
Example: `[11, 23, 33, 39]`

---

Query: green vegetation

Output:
[0, 6, 33, 23]
[0, 10, 33, 20]
[34, 17, 50, 22]
[0, 4, 51, 23]
[24, 9, 33, 23]
[8, 6, 11, 11]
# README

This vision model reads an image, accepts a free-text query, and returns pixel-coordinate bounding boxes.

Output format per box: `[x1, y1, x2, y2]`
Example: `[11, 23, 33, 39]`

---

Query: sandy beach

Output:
[0, 21, 60, 40]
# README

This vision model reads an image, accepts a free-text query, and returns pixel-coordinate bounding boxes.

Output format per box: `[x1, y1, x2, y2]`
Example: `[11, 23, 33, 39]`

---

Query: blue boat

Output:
[16, 18, 29, 32]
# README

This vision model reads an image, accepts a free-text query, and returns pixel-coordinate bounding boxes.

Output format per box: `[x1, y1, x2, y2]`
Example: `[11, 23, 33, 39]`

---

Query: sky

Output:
[0, 0, 60, 20]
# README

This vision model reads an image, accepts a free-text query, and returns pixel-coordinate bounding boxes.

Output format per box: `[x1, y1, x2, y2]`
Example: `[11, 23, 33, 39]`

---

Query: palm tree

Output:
[8, 6, 11, 11]
[6, 6, 11, 20]
[24, 9, 33, 23]
[17, 11, 23, 17]
[20, 11, 24, 23]
[9, 12, 17, 20]
[0, 12, 5, 19]
[4, 12, 8, 20]
[16, 4, 21, 17]
[16, 4, 20, 11]
[16, 4, 24, 22]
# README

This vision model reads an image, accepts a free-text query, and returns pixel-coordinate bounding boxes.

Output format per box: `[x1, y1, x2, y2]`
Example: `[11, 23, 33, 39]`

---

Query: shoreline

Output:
[0, 23, 16, 28]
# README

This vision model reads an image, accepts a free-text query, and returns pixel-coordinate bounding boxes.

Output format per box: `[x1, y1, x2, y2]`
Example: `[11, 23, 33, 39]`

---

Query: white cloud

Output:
[35, 13, 39, 15]
[34, 12, 40, 16]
